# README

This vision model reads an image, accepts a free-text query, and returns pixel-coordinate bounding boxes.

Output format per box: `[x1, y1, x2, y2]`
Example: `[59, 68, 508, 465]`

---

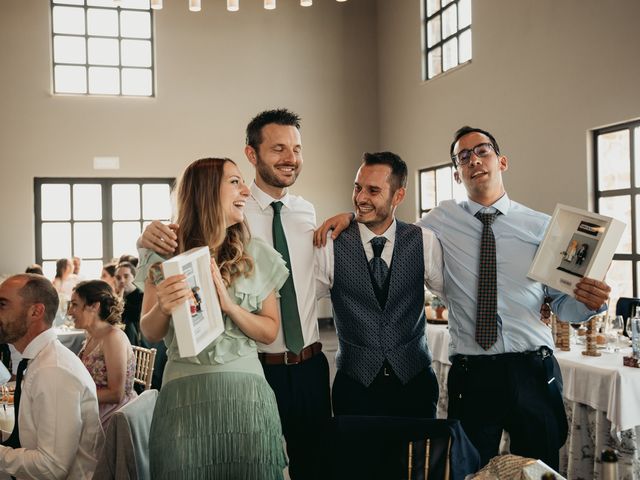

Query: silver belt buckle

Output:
[284, 351, 290, 365]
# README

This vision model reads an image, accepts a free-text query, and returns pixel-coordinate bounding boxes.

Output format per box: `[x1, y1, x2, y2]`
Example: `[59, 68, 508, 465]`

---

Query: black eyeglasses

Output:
[452, 142, 496, 166]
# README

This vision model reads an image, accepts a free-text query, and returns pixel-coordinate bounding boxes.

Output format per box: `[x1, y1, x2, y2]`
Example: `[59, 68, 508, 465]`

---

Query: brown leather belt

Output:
[258, 342, 322, 366]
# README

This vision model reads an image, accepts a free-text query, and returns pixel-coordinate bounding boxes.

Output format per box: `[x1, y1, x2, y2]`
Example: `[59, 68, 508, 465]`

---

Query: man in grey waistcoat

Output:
[315, 151, 444, 417]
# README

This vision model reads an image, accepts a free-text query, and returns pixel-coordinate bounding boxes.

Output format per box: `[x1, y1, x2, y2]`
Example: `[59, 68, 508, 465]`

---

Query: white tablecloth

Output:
[426, 323, 640, 480]
[54, 328, 86, 354]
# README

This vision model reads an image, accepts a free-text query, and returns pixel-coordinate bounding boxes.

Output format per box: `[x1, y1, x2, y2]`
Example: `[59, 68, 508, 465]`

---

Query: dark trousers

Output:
[447, 351, 568, 470]
[262, 352, 332, 480]
[332, 364, 439, 418]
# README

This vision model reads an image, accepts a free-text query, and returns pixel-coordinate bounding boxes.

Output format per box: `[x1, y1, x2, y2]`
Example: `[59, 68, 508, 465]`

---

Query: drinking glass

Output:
[610, 315, 626, 352]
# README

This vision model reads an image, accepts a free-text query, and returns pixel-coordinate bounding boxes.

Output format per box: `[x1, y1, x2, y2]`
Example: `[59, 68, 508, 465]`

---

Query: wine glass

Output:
[610, 315, 625, 352]
[570, 323, 583, 345]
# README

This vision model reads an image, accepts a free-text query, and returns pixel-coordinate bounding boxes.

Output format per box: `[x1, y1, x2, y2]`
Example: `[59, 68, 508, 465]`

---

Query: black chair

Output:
[615, 297, 640, 337]
[330, 416, 480, 480]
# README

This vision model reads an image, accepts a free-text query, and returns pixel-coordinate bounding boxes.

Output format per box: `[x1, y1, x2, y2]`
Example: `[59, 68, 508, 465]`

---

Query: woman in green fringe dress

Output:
[139, 157, 288, 479]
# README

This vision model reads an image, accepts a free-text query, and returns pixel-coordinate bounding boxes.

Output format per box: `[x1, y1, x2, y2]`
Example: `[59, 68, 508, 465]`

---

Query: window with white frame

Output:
[51, 0, 154, 96]
[593, 120, 640, 307]
[418, 164, 466, 217]
[35, 178, 173, 280]
[423, 0, 472, 80]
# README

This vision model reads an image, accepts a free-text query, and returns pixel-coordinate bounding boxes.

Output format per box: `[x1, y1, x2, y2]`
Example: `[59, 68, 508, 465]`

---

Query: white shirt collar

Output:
[21, 328, 57, 360]
[250, 181, 291, 211]
[358, 218, 397, 246]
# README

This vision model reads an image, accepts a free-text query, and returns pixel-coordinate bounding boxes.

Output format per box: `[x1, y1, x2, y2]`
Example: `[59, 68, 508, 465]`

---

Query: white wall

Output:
[0, 0, 379, 274]
[376, 0, 640, 222]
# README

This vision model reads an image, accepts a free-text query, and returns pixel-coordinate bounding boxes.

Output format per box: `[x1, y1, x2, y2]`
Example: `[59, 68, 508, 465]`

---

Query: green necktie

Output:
[271, 201, 305, 354]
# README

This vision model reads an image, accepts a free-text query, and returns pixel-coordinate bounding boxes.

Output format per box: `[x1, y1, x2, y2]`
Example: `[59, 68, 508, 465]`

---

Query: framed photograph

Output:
[162, 246, 224, 358]
[528, 204, 625, 297]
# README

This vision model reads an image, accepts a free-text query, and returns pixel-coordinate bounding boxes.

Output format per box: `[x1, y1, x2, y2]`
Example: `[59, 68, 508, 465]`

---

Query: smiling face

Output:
[220, 161, 250, 227]
[67, 292, 92, 329]
[453, 131, 508, 205]
[245, 123, 303, 198]
[352, 164, 405, 235]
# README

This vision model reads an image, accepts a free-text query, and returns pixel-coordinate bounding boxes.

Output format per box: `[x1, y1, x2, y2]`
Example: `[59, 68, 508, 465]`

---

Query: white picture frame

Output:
[161, 246, 224, 358]
[528, 204, 626, 296]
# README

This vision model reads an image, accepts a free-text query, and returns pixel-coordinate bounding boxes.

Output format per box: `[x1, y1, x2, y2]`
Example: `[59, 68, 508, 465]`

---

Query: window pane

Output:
[443, 37, 458, 71]
[453, 174, 467, 201]
[442, 0, 455, 6]
[87, 8, 119, 37]
[634, 127, 640, 187]
[427, 47, 442, 79]
[88, 38, 120, 66]
[420, 171, 436, 211]
[54, 65, 87, 94]
[427, 16, 441, 48]
[435, 166, 452, 205]
[121, 11, 151, 39]
[458, 0, 471, 29]
[121, 39, 152, 67]
[42, 261, 57, 280]
[42, 223, 72, 259]
[54, 35, 86, 64]
[74, 222, 103, 258]
[142, 184, 172, 219]
[73, 184, 102, 220]
[122, 68, 152, 96]
[42, 184, 71, 221]
[459, 29, 472, 64]
[113, 222, 141, 258]
[81, 260, 104, 281]
[52, 6, 85, 35]
[599, 196, 631, 254]
[54, 0, 84, 5]
[426, 0, 440, 17]
[597, 130, 630, 190]
[441, 5, 457, 39]
[88, 67, 120, 94]
[121, 0, 151, 9]
[608, 260, 633, 315]
[87, 0, 119, 6]
[112, 184, 141, 220]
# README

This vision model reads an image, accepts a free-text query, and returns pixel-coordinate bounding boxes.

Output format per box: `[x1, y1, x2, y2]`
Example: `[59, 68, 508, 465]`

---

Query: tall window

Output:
[35, 178, 173, 279]
[594, 120, 640, 306]
[51, 0, 155, 96]
[418, 164, 466, 217]
[423, 0, 472, 80]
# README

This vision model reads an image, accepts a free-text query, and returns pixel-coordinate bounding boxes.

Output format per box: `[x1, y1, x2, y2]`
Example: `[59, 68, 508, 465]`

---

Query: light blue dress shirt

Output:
[418, 194, 600, 357]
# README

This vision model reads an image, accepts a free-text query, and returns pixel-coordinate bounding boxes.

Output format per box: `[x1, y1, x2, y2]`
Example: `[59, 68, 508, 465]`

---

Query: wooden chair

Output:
[132, 346, 157, 391]
[331, 416, 481, 480]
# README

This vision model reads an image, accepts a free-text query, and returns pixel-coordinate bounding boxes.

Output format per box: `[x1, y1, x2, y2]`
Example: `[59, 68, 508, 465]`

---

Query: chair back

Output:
[132, 346, 157, 391]
[331, 416, 480, 480]
[615, 297, 640, 336]
[94, 389, 158, 480]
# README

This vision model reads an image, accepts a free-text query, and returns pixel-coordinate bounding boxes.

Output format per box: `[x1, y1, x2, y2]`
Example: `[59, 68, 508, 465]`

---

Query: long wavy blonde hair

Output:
[175, 158, 253, 287]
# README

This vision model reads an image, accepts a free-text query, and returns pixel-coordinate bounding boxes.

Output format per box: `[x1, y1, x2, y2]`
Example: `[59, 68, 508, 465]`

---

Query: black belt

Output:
[452, 346, 553, 367]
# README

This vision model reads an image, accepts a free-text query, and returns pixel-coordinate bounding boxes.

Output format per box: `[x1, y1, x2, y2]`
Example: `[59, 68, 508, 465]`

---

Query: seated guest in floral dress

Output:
[69, 280, 137, 429]
[139, 157, 288, 479]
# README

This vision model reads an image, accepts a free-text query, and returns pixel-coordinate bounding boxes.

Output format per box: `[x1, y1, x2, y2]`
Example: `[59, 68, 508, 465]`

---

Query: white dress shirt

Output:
[246, 181, 320, 353]
[315, 219, 445, 300]
[0, 329, 104, 479]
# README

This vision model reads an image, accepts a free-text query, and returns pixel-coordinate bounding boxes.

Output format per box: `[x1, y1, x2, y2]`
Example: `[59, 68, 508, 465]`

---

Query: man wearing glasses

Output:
[315, 125, 611, 470]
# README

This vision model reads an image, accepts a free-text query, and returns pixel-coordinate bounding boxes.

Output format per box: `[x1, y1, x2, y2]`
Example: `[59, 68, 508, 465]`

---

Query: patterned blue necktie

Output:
[475, 212, 498, 350]
[369, 237, 388, 291]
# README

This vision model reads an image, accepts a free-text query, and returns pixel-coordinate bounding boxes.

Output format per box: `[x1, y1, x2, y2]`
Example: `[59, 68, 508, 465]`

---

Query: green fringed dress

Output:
[145, 238, 289, 479]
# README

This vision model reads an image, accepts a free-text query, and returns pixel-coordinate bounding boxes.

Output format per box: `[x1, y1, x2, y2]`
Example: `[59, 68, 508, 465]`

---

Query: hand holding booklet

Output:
[160, 246, 225, 358]
[527, 204, 625, 297]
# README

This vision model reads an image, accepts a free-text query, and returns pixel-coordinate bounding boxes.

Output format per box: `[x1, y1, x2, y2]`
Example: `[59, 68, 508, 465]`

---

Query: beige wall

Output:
[377, 0, 640, 222]
[0, 0, 378, 274]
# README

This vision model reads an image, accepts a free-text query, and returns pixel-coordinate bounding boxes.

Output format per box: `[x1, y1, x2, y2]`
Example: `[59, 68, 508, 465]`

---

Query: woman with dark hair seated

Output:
[69, 280, 138, 429]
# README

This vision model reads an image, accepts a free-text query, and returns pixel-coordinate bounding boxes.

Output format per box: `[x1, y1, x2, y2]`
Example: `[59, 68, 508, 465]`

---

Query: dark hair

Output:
[116, 261, 137, 277]
[245, 108, 301, 150]
[25, 264, 43, 275]
[118, 254, 138, 268]
[55, 258, 70, 279]
[15, 274, 59, 326]
[102, 263, 117, 277]
[450, 126, 501, 167]
[73, 280, 123, 325]
[362, 151, 408, 191]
